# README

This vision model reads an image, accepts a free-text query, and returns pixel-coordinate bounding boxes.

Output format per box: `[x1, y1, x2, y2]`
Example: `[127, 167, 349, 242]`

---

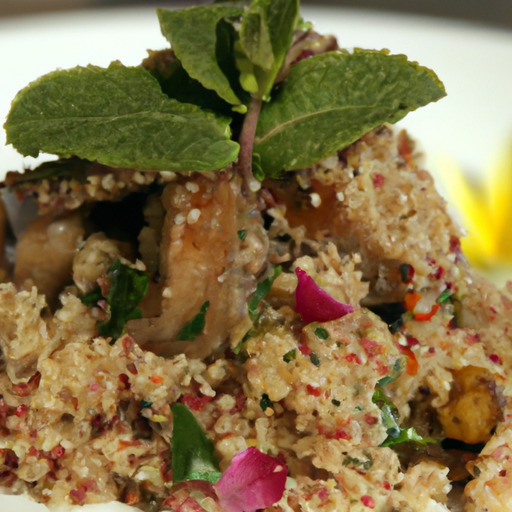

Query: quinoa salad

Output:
[1, 2, 511, 511]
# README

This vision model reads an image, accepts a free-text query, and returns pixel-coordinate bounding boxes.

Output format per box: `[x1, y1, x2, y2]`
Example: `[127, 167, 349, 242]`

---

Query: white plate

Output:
[0, 5, 511, 511]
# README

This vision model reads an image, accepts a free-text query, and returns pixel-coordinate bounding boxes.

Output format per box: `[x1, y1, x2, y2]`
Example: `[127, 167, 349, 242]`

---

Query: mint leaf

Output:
[237, 0, 299, 100]
[254, 49, 446, 176]
[171, 403, 222, 484]
[248, 265, 282, 321]
[143, 49, 234, 116]
[380, 427, 436, 448]
[157, 5, 245, 110]
[4, 62, 239, 171]
[176, 301, 210, 341]
[372, 386, 437, 447]
[82, 259, 150, 342]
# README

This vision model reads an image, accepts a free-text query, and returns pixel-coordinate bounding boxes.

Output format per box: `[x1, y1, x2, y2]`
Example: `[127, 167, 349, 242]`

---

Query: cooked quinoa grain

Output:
[0, 126, 511, 512]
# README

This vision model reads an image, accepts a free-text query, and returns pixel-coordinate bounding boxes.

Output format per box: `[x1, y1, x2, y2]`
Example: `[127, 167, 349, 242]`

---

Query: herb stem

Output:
[238, 95, 263, 191]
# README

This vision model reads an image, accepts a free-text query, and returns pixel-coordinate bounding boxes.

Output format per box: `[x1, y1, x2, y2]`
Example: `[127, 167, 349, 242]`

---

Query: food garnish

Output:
[2, 1, 510, 512]
[3, 0, 444, 181]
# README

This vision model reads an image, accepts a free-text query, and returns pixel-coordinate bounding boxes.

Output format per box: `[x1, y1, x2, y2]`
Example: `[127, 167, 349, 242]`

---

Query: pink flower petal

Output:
[294, 267, 353, 323]
[214, 447, 287, 512]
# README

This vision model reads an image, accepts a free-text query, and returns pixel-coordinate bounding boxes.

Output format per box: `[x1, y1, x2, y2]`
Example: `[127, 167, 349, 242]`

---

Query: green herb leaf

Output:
[5, 62, 239, 171]
[342, 452, 374, 471]
[237, 0, 299, 100]
[283, 349, 297, 362]
[309, 352, 320, 366]
[176, 301, 210, 341]
[376, 358, 404, 387]
[171, 403, 222, 484]
[143, 49, 234, 116]
[248, 265, 282, 321]
[436, 288, 453, 304]
[82, 259, 150, 342]
[314, 326, 329, 340]
[157, 5, 245, 110]
[380, 427, 436, 447]
[259, 393, 274, 411]
[254, 49, 446, 176]
[372, 386, 437, 447]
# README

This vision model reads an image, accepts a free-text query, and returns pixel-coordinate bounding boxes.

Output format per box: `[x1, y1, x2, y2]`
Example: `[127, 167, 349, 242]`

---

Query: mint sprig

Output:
[3, 1, 446, 179]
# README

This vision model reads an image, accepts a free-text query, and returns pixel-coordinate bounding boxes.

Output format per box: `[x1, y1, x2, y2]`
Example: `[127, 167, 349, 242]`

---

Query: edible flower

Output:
[214, 447, 287, 512]
[435, 141, 512, 284]
[294, 267, 353, 323]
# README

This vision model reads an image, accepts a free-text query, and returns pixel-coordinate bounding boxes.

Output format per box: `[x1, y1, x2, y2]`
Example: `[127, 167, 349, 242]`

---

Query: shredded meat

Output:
[127, 169, 268, 359]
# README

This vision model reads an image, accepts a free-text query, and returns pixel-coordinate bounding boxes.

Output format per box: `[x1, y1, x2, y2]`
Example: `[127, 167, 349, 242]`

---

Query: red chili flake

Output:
[428, 346, 436, 354]
[500, 469, 507, 477]
[51, 445, 66, 459]
[361, 494, 376, 508]
[150, 375, 164, 385]
[345, 353, 362, 364]
[317, 486, 329, 501]
[306, 385, 322, 397]
[414, 303, 439, 322]
[180, 393, 213, 412]
[126, 363, 138, 375]
[490, 354, 503, 365]
[118, 373, 131, 390]
[405, 335, 420, 347]
[360, 338, 384, 358]
[299, 343, 312, 356]
[333, 429, 352, 440]
[15, 404, 27, 417]
[383, 481, 391, 490]
[372, 173, 385, 188]
[28, 446, 38, 457]
[364, 414, 378, 425]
